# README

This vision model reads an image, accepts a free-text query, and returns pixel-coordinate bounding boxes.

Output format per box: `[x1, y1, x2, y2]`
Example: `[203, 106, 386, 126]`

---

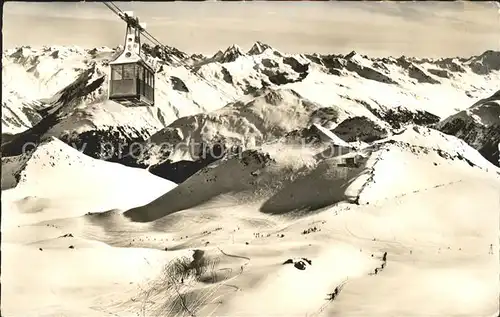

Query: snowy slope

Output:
[1, 137, 176, 226]
[142, 89, 345, 164]
[358, 127, 499, 205]
[2, 46, 112, 134]
[4, 170, 498, 317]
[3, 110, 499, 315]
[123, 124, 499, 223]
[138, 88, 351, 183]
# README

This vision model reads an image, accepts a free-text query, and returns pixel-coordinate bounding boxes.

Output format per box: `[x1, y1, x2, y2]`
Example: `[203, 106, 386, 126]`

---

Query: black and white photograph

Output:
[1, 1, 500, 316]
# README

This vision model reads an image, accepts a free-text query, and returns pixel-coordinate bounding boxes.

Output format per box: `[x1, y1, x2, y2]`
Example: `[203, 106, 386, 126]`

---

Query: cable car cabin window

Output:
[136, 64, 144, 96]
[111, 66, 123, 80]
[122, 64, 135, 80]
[145, 70, 154, 102]
[110, 64, 136, 97]
[137, 65, 144, 80]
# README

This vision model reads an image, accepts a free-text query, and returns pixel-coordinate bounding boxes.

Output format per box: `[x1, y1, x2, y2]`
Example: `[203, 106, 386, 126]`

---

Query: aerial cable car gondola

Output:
[108, 11, 155, 107]
[103, 1, 238, 107]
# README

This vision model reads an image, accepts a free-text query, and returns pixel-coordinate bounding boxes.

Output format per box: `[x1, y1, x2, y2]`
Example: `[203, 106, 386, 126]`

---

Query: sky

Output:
[2, 1, 500, 58]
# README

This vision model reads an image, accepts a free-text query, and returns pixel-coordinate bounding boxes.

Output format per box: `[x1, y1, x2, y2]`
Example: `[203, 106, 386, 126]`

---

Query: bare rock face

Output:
[141, 43, 188, 64]
[148, 143, 229, 184]
[438, 118, 500, 167]
[285, 125, 328, 145]
[427, 68, 452, 79]
[213, 44, 246, 64]
[261, 58, 279, 68]
[170, 76, 189, 93]
[306, 52, 397, 84]
[435, 90, 500, 167]
[396, 57, 440, 84]
[332, 116, 389, 143]
[381, 107, 440, 129]
[282, 257, 312, 270]
[467, 50, 500, 75]
[247, 41, 272, 55]
[261, 67, 309, 86]
[344, 60, 397, 84]
[282, 56, 309, 73]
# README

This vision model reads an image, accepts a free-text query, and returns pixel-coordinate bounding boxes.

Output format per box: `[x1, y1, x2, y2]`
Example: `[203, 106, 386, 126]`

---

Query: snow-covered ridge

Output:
[435, 90, 500, 166]
[211, 44, 246, 64]
[2, 43, 499, 171]
[1, 136, 176, 228]
[142, 89, 334, 164]
[123, 122, 499, 222]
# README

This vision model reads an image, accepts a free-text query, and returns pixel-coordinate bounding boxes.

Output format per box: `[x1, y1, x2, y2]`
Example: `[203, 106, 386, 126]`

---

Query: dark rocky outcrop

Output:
[382, 107, 440, 129]
[247, 41, 272, 55]
[332, 116, 389, 142]
[437, 117, 500, 167]
[148, 143, 230, 184]
[170, 76, 189, 93]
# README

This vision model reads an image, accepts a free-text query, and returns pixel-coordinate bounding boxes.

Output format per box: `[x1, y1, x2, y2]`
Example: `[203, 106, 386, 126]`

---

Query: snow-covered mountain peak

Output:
[248, 41, 273, 55]
[141, 43, 189, 65]
[212, 44, 246, 64]
[344, 50, 359, 59]
[465, 50, 500, 75]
